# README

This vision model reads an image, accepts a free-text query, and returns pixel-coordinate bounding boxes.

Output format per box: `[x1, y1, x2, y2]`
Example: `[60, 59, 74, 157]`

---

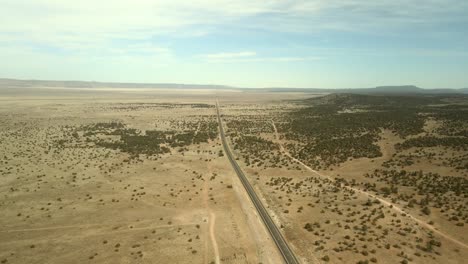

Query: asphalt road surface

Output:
[216, 100, 299, 264]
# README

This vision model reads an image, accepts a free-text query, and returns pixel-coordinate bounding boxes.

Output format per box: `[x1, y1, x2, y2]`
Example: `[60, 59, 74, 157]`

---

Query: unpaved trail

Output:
[217, 101, 299, 264]
[202, 157, 220, 264]
[209, 211, 220, 264]
[193, 121, 202, 144]
[0, 222, 198, 234]
[0, 223, 104, 232]
[271, 121, 468, 250]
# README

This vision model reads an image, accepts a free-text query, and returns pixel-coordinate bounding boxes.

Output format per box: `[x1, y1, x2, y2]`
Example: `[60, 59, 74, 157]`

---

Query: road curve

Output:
[216, 100, 299, 264]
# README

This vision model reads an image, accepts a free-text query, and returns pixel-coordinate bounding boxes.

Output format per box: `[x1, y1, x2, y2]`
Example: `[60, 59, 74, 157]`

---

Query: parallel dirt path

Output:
[217, 101, 300, 264]
[202, 154, 220, 264]
[0, 218, 199, 233]
[0, 222, 199, 239]
[209, 211, 220, 264]
[271, 121, 468, 250]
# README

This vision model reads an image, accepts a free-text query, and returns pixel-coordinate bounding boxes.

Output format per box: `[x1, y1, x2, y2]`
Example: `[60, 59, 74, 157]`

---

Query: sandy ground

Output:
[2, 87, 466, 264]
[220, 101, 467, 264]
[0, 87, 314, 264]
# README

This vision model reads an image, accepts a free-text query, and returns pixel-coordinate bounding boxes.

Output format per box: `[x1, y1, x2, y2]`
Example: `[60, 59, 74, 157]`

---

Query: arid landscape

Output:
[2, 0, 468, 263]
[0, 84, 467, 264]
[223, 92, 468, 263]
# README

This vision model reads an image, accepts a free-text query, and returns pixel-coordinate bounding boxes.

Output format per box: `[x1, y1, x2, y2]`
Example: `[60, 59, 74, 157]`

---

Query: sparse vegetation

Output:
[1, 90, 466, 264]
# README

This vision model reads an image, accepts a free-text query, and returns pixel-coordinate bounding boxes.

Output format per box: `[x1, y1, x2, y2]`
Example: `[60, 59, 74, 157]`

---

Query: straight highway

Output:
[216, 100, 299, 264]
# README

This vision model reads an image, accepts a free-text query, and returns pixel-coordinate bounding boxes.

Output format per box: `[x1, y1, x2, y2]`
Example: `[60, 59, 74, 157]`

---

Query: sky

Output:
[1, 0, 467, 88]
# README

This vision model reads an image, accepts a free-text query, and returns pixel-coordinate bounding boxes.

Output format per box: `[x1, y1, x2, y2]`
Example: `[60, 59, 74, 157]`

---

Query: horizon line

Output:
[1, 77, 467, 90]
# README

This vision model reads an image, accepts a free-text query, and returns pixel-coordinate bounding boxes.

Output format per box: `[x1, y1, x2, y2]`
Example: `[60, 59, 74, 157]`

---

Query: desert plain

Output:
[0, 86, 467, 264]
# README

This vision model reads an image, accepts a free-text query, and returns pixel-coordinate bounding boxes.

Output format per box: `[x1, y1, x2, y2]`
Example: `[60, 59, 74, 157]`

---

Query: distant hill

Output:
[362, 85, 467, 94]
[0, 78, 234, 90]
[300, 93, 452, 107]
[0, 78, 466, 94]
[255, 85, 467, 94]
[371, 85, 422, 93]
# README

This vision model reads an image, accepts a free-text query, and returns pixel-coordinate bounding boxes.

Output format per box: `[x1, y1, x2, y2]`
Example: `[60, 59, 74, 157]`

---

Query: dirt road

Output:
[271, 121, 468, 250]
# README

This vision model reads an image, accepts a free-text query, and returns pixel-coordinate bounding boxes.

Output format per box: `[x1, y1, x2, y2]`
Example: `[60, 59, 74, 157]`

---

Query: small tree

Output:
[421, 207, 431, 215]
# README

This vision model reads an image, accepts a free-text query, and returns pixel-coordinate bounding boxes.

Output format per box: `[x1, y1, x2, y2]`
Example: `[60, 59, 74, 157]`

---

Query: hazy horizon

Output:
[1, 77, 467, 90]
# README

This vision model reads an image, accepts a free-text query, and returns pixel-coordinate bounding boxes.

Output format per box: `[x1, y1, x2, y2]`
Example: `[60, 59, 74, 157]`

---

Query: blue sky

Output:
[1, 0, 467, 88]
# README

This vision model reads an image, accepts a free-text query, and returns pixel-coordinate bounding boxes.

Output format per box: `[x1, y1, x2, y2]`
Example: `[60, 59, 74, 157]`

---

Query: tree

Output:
[421, 207, 431, 215]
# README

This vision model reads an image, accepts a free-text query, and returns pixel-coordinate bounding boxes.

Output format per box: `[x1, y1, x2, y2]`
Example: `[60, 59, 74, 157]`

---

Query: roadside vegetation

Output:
[278, 93, 468, 170]
[223, 93, 468, 263]
[55, 117, 218, 160]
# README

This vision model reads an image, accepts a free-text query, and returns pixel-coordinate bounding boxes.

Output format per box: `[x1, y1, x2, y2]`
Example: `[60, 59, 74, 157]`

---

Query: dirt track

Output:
[271, 121, 468, 250]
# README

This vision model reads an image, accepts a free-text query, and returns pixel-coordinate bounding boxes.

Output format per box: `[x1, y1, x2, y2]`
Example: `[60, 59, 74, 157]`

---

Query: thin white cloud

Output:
[201, 55, 321, 63]
[201, 51, 257, 59]
[0, 0, 466, 59]
[108, 43, 171, 56]
[2, 0, 466, 41]
[269, 57, 320, 62]
[0, 0, 467, 87]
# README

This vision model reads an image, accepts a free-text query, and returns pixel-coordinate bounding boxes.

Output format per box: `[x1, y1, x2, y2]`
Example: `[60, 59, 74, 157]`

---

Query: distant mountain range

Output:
[365, 85, 468, 94]
[1, 78, 467, 94]
[301, 92, 456, 107]
[0, 78, 234, 90]
[258, 85, 468, 94]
